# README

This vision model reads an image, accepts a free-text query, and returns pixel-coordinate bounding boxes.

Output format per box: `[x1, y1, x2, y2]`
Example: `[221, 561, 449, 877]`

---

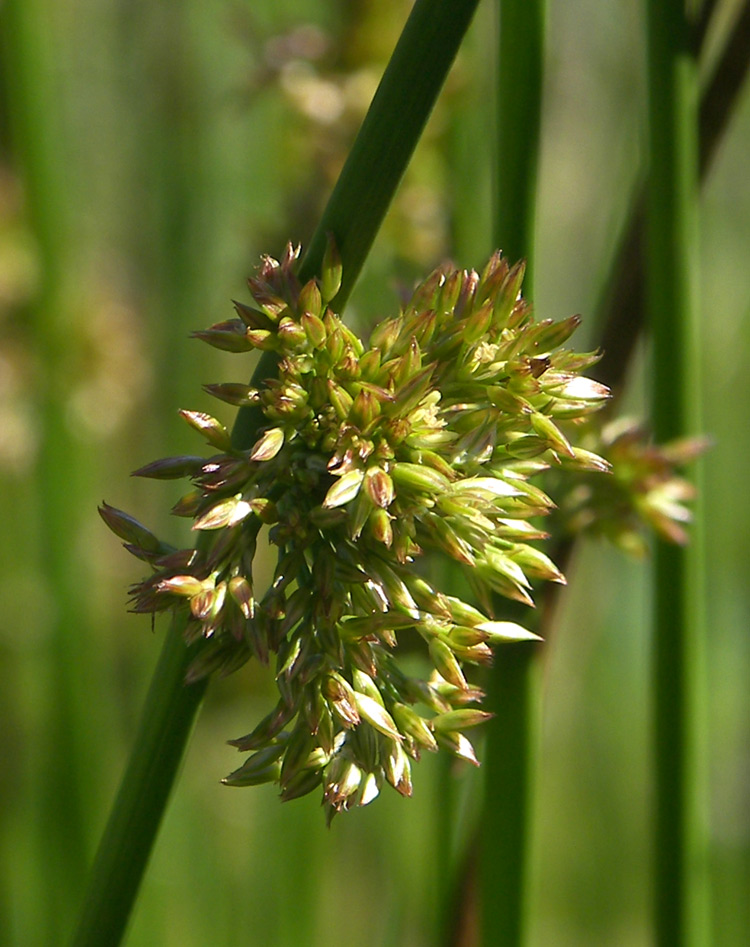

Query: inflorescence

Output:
[100, 243, 692, 820]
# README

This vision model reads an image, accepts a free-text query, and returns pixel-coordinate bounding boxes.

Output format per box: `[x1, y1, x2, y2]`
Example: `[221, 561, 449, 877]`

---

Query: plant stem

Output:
[596, 0, 750, 395]
[481, 3, 545, 946]
[70, 3, 481, 944]
[70, 618, 207, 947]
[645, 1, 708, 944]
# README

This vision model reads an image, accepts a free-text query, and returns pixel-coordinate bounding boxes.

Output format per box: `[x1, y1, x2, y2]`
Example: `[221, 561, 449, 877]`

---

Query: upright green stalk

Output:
[645, 1, 708, 944]
[70, 3, 480, 944]
[481, 3, 545, 946]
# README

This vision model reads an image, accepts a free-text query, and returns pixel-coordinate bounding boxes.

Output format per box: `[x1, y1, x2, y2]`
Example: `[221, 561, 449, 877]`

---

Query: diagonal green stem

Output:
[69, 3, 480, 944]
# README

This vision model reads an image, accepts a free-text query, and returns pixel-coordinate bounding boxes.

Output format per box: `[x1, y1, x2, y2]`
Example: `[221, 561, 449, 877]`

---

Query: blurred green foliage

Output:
[0, 0, 748, 944]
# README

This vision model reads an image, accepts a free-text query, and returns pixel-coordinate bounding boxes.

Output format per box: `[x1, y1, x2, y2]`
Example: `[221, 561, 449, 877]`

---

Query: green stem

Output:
[70, 618, 207, 947]
[481, 3, 545, 946]
[70, 3, 481, 944]
[645, 1, 708, 944]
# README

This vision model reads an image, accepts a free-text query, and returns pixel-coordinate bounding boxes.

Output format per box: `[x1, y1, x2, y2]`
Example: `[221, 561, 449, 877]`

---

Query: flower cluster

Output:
[102, 243, 613, 819]
[552, 417, 708, 556]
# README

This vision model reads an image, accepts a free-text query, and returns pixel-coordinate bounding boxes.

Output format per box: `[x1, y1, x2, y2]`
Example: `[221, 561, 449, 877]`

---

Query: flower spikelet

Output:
[101, 244, 613, 820]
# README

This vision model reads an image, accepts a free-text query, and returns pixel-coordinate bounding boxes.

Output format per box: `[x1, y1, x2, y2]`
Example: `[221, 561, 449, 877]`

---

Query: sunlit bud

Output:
[353, 692, 402, 741]
[327, 379, 354, 420]
[391, 462, 450, 493]
[509, 544, 566, 584]
[529, 412, 574, 457]
[392, 703, 438, 751]
[476, 620, 542, 643]
[324, 757, 362, 809]
[369, 316, 401, 355]
[300, 311, 327, 349]
[192, 495, 253, 530]
[353, 771, 380, 807]
[435, 730, 480, 766]
[179, 410, 232, 451]
[323, 468, 364, 509]
[428, 638, 468, 690]
[249, 427, 285, 462]
[156, 574, 205, 598]
[431, 709, 493, 732]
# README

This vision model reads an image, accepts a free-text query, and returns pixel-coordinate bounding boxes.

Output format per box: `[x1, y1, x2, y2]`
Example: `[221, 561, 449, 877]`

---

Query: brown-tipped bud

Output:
[428, 638, 468, 690]
[228, 699, 296, 751]
[202, 383, 261, 407]
[383, 741, 413, 796]
[320, 233, 343, 303]
[192, 319, 255, 353]
[222, 744, 285, 787]
[244, 328, 279, 351]
[494, 260, 526, 327]
[233, 300, 275, 330]
[179, 410, 232, 451]
[369, 316, 402, 356]
[249, 426, 284, 462]
[280, 768, 322, 803]
[363, 467, 394, 509]
[368, 507, 393, 547]
[325, 321, 345, 363]
[392, 703, 438, 752]
[358, 348, 381, 379]
[98, 503, 164, 554]
[228, 575, 255, 619]
[171, 490, 203, 517]
[324, 673, 360, 728]
[131, 455, 205, 480]
[327, 379, 354, 421]
[350, 388, 380, 430]
[529, 313, 582, 353]
[462, 301, 494, 344]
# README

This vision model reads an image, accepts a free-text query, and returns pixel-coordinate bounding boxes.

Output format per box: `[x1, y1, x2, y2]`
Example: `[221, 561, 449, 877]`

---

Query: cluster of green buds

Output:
[552, 417, 708, 556]
[102, 242, 615, 820]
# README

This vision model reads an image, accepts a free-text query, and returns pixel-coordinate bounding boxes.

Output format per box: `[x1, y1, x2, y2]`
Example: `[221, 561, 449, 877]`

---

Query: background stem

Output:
[645, 0, 708, 943]
[481, 3, 545, 946]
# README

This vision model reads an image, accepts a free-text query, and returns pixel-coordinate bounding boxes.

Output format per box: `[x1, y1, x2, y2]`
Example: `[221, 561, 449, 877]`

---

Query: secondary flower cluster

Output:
[102, 243, 613, 819]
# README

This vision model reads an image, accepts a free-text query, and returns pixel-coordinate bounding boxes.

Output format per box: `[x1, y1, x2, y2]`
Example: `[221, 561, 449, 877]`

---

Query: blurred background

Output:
[1, 0, 748, 944]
